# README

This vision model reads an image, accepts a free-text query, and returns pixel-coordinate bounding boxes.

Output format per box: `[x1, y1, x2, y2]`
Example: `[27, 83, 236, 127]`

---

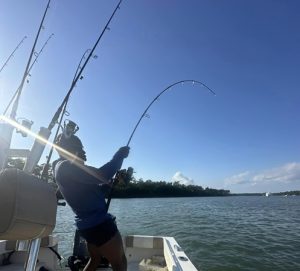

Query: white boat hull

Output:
[0, 235, 198, 271]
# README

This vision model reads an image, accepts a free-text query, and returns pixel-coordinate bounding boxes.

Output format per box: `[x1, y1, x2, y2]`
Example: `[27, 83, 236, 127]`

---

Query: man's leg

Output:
[84, 231, 127, 271]
[83, 256, 102, 271]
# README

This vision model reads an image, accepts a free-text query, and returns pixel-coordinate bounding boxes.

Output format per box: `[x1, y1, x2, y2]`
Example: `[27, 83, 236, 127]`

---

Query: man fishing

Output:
[53, 125, 129, 271]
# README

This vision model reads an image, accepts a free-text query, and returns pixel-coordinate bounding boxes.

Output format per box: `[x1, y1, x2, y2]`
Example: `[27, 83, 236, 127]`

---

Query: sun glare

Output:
[0, 115, 108, 183]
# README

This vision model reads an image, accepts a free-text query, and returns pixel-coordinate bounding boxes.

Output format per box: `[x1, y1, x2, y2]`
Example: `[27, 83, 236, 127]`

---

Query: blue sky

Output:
[0, 0, 299, 193]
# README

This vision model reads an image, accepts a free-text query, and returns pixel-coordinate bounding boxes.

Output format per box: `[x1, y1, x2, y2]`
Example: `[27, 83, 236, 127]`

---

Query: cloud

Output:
[225, 162, 300, 186]
[253, 162, 300, 184]
[172, 171, 194, 185]
[224, 171, 251, 185]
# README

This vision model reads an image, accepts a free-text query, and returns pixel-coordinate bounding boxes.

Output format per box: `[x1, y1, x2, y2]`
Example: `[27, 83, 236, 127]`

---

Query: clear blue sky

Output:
[0, 0, 299, 193]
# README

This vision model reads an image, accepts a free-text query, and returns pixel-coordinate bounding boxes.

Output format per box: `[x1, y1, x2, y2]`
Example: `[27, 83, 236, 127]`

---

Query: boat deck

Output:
[0, 235, 197, 271]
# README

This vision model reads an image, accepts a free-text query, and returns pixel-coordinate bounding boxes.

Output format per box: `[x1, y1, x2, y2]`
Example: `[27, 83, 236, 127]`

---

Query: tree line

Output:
[6, 158, 230, 198]
[111, 178, 230, 198]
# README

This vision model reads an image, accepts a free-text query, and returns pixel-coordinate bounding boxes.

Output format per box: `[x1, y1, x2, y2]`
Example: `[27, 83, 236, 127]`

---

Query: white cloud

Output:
[171, 171, 194, 185]
[253, 162, 300, 183]
[225, 162, 300, 186]
[224, 171, 251, 185]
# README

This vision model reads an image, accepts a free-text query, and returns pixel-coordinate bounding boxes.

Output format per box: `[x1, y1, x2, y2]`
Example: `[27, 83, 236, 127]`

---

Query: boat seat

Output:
[0, 168, 57, 241]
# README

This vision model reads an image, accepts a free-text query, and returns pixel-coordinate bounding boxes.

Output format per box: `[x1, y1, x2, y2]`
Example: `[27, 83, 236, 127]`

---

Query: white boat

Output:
[265, 192, 270, 197]
[0, 168, 198, 271]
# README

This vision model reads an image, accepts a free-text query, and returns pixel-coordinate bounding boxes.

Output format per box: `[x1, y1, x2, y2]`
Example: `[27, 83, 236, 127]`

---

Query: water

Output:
[54, 196, 300, 271]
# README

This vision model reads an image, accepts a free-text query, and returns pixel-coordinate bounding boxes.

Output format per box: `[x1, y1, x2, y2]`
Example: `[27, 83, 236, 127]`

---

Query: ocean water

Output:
[54, 196, 300, 271]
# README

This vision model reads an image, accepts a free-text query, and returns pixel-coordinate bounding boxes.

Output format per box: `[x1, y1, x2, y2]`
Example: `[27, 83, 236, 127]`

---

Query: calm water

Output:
[54, 196, 300, 271]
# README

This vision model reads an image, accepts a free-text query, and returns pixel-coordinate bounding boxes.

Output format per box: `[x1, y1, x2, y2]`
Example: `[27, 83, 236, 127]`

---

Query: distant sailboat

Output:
[265, 192, 270, 197]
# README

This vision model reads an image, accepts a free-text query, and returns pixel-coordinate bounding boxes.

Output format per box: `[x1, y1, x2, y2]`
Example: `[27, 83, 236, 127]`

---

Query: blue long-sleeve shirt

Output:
[54, 155, 123, 230]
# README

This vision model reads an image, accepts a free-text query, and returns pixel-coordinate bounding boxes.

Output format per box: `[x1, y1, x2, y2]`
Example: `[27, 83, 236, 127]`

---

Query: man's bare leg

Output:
[84, 231, 127, 271]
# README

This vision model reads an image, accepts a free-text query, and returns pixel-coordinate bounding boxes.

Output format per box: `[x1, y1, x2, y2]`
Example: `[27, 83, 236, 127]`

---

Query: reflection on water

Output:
[54, 196, 300, 271]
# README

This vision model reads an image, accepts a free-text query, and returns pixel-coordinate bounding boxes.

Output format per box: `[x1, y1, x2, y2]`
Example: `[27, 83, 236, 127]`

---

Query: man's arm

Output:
[97, 146, 130, 181]
[58, 146, 130, 186]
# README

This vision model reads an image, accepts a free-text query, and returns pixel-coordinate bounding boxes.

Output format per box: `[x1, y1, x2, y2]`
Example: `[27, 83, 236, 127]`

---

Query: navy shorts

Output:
[78, 218, 118, 247]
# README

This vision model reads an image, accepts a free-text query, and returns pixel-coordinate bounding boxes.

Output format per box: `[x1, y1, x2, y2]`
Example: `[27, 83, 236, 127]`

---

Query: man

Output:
[53, 133, 129, 271]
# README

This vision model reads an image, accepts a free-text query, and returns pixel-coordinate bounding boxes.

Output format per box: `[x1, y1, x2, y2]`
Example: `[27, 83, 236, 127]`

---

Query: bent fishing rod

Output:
[126, 80, 216, 147]
[48, 0, 122, 132]
[0, 36, 27, 75]
[10, 0, 51, 120]
[106, 79, 216, 210]
[3, 33, 54, 116]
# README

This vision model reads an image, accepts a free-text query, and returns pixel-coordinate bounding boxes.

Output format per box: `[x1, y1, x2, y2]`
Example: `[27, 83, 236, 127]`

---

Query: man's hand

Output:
[116, 146, 130, 159]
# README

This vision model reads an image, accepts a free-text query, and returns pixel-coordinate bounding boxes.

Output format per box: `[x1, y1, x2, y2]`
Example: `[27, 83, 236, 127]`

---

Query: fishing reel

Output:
[62, 119, 79, 138]
[115, 167, 134, 185]
[16, 118, 33, 137]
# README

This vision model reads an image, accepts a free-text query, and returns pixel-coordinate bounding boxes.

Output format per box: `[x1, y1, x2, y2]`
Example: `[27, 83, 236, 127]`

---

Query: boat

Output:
[0, 122, 199, 271]
[265, 192, 270, 197]
[0, 235, 197, 271]
[0, 164, 198, 271]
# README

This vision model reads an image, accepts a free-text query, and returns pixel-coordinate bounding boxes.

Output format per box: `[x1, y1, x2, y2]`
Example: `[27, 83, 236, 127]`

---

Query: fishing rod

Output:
[0, 36, 27, 75]
[0, 0, 51, 172]
[47, 0, 122, 132]
[3, 33, 54, 116]
[10, 0, 51, 120]
[40, 49, 91, 180]
[105, 79, 216, 210]
[126, 80, 216, 146]
[23, 0, 123, 173]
